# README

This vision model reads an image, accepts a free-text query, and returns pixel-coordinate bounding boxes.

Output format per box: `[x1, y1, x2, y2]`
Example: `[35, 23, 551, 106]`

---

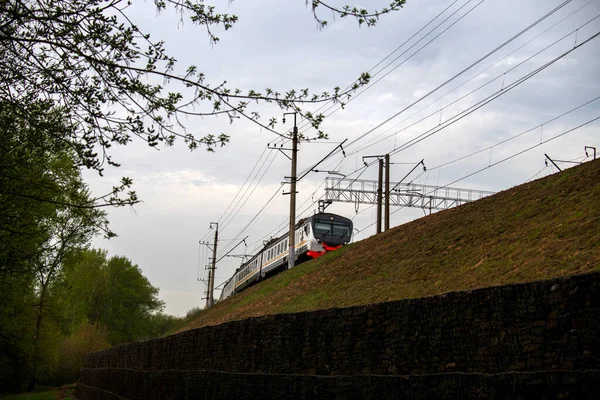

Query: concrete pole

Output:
[385, 154, 390, 232]
[206, 222, 218, 308]
[376, 158, 383, 234]
[288, 120, 298, 270]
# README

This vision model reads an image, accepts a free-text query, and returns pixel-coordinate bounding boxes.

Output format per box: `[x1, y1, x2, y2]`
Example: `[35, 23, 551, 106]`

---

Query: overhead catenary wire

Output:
[428, 95, 600, 171]
[354, 115, 599, 235]
[401, 94, 600, 187]
[338, 0, 575, 156]
[199, 136, 284, 245]
[351, 1, 599, 155]
[216, 183, 285, 259]
[444, 115, 600, 188]
[296, 0, 477, 133]
[290, 77, 599, 228]
[525, 164, 551, 183]
[247, 156, 349, 252]
[250, 2, 596, 255]
[215, 147, 269, 224]
[388, 28, 600, 158]
[296, 0, 578, 177]
[219, 149, 280, 233]
[198, 142, 274, 244]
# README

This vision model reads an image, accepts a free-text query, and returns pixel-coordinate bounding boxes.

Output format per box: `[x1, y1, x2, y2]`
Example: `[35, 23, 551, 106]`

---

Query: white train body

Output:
[219, 213, 353, 301]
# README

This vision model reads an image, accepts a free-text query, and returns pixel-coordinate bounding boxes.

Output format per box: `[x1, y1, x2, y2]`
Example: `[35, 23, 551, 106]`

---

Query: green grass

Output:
[179, 159, 600, 331]
[0, 385, 75, 400]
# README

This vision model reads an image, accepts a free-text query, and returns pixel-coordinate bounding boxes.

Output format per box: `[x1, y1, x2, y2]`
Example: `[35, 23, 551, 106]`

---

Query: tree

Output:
[57, 249, 165, 344]
[0, 101, 111, 390]
[0, 0, 405, 202]
[57, 322, 110, 383]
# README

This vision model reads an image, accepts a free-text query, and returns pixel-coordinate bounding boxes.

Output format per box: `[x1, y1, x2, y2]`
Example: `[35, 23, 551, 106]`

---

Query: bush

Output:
[58, 323, 110, 382]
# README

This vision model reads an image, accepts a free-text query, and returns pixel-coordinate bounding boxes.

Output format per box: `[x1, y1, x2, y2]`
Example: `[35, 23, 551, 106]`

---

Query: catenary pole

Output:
[385, 154, 390, 232]
[286, 113, 298, 270]
[206, 222, 218, 308]
[376, 158, 383, 234]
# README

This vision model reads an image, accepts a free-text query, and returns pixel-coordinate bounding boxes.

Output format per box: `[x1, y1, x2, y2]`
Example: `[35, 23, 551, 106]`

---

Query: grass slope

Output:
[181, 159, 600, 331]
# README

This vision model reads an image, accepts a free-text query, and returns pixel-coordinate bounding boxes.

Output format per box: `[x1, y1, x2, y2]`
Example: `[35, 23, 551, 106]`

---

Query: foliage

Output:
[145, 313, 185, 339]
[0, 104, 162, 392]
[0, 102, 110, 390]
[57, 249, 165, 344]
[58, 323, 110, 383]
[0, 273, 36, 392]
[0, 0, 404, 191]
[310, 0, 406, 28]
[185, 306, 204, 320]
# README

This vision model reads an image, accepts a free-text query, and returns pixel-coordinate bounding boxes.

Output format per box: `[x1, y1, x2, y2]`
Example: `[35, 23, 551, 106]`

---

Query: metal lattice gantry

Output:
[324, 177, 495, 212]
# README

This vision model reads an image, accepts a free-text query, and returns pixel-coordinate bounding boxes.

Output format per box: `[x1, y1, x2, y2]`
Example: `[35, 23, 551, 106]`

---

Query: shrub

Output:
[58, 323, 110, 382]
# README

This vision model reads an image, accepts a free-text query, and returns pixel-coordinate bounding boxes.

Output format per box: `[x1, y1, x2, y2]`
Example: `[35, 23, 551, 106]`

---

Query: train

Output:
[219, 213, 353, 301]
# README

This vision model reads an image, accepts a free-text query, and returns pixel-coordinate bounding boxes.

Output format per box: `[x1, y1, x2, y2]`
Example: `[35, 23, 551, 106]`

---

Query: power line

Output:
[444, 115, 599, 188]
[525, 164, 551, 183]
[389, 28, 600, 157]
[354, 114, 599, 235]
[341, 0, 575, 155]
[295, 0, 578, 177]
[216, 183, 284, 258]
[333, 27, 600, 187]
[429, 95, 600, 171]
[199, 137, 284, 244]
[351, 2, 598, 154]
[298, 0, 481, 133]
[295, 0, 465, 133]
[216, 147, 268, 223]
[296, 0, 580, 177]
[213, 0, 572, 248]
[219, 148, 279, 232]
[198, 141, 276, 243]
[246, 157, 348, 252]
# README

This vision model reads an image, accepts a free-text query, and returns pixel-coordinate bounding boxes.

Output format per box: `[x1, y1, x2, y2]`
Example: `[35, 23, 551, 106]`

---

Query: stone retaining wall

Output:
[77, 272, 600, 399]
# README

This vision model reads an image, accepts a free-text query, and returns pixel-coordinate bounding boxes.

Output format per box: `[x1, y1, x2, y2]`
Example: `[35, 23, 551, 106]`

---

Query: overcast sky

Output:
[85, 0, 600, 316]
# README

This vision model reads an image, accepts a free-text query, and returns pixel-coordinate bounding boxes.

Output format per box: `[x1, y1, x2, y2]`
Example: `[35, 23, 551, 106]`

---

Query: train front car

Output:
[307, 213, 353, 259]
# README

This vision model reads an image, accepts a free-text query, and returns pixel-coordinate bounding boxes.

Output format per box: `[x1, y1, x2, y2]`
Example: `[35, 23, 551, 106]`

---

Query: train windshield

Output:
[313, 217, 352, 244]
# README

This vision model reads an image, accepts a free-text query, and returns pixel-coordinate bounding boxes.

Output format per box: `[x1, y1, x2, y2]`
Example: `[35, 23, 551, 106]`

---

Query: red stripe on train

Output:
[307, 243, 342, 259]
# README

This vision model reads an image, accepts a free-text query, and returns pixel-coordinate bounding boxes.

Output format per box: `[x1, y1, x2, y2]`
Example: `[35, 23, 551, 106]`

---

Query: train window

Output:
[332, 221, 351, 237]
[304, 224, 310, 234]
[314, 221, 332, 235]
